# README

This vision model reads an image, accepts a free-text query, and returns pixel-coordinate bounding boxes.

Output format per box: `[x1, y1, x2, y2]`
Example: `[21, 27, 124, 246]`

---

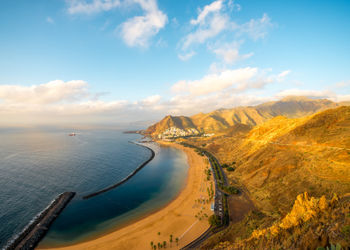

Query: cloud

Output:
[276, 89, 332, 99]
[66, 0, 121, 14]
[178, 51, 196, 61]
[275, 88, 350, 103]
[212, 41, 254, 64]
[171, 67, 278, 96]
[120, 0, 167, 47]
[182, 4, 228, 50]
[190, 0, 223, 25]
[139, 94, 161, 106]
[179, 0, 273, 61]
[334, 80, 350, 88]
[238, 13, 273, 40]
[0, 80, 88, 104]
[66, 0, 167, 48]
[46, 17, 54, 24]
[1, 78, 349, 126]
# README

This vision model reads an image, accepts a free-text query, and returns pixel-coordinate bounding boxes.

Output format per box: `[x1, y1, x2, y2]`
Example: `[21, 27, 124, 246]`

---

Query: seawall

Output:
[82, 142, 155, 200]
[5, 192, 76, 250]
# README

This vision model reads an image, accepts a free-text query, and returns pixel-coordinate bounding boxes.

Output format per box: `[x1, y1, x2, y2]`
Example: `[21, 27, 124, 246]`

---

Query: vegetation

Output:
[226, 167, 235, 172]
[209, 215, 221, 226]
[220, 185, 239, 194]
[221, 163, 229, 168]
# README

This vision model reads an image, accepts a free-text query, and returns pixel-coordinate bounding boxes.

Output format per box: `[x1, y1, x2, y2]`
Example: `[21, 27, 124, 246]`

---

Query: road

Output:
[181, 144, 230, 249]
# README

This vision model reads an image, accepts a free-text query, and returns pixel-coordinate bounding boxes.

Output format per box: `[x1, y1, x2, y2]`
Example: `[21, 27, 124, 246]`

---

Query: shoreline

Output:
[41, 141, 214, 250]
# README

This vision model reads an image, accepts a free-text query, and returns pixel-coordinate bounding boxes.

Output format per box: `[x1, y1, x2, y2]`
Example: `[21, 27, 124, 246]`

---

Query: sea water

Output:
[0, 127, 188, 248]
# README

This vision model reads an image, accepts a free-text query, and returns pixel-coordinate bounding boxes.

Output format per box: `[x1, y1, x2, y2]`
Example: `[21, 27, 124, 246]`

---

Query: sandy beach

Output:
[42, 142, 214, 250]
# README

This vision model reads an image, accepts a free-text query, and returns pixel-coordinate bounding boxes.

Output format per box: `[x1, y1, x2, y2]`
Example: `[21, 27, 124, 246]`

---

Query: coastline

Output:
[41, 141, 214, 250]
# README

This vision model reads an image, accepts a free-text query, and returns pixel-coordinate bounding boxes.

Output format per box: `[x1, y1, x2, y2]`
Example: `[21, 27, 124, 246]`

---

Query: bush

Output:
[208, 215, 221, 226]
[227, 167, 235, 172]
[221, 163, 229, 168]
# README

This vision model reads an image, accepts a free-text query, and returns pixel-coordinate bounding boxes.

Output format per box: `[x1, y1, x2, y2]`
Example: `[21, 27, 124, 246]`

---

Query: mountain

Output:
[187, 106, 350, 249]
[145, 96, 339, 138]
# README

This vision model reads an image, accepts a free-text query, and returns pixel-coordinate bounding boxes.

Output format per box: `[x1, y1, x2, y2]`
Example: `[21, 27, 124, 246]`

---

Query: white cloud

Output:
[238, 13, 273, 40]
[178, 51, 196, 61]
[67, 0, 121, 14]
[278, 70, 291, 78]
[276, 89, 332, 99]
[0, 80, 88, 104]
[46, 17, 54, 24]
[67, 0, 167, 48]
[139, 94, 161, 106]
[275, 88, 350, 103]
[213, 44, 253, 64]
[171, 67, 273, 96]
[179, 1, 273, 61]
[1, 78, 349, 126]
[120, 1, 167, 47]
[334, 80, 350, 88]
[190, 0, 223, 25]
[182, 7, 228, 49]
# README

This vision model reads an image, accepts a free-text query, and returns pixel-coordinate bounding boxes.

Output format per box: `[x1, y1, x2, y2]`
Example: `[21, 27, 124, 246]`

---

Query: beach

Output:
[42, 142, 214, 250]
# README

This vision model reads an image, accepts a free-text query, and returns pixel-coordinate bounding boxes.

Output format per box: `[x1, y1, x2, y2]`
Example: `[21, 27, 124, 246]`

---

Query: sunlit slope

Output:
[145, 96, 338, 136]
[146, 115, 197, 135]
[203, 106, 350, 214]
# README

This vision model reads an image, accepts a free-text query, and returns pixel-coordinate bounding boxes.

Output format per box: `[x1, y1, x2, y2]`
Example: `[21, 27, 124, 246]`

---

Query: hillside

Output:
[145, 96, 338, 138]
[180, 106, 350, 249]
[213, 193, 350, 249]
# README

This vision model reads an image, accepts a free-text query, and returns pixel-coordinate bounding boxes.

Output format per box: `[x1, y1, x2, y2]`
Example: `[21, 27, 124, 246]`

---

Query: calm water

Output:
[0, 127, 188, 248]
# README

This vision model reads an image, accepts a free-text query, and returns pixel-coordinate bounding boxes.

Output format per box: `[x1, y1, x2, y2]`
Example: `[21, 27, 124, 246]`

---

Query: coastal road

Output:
[181, 145, 230, 249]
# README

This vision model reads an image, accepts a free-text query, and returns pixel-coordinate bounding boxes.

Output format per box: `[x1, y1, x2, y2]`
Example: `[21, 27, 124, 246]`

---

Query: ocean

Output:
[0, 127, 188, 248]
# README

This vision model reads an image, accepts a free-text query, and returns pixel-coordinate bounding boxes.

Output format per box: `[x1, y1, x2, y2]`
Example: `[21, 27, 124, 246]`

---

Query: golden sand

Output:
[43, 142, 214, 250]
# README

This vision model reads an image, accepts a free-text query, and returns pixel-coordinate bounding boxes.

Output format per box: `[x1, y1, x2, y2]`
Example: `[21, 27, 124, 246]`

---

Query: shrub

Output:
[227, 167, 235, 171]
[208, 215, 221, 226]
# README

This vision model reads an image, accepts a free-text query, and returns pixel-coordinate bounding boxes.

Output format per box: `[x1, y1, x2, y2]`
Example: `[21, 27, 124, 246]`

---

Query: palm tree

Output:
[176, 237, 179, 246]
[163, 241, 166, 248]
[150, 241, 154, 249]
[170, 234, 173, 246]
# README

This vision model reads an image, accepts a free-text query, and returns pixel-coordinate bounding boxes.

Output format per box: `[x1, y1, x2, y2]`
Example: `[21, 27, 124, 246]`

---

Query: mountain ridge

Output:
[145, 96, 340, 138]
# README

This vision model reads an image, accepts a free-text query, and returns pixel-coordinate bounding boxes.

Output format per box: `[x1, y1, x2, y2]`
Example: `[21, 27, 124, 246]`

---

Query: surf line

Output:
[82, 142, 155, 200]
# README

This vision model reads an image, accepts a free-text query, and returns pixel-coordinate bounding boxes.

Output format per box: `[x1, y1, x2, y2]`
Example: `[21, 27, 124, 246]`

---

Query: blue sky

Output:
[0, 0, 349, 125]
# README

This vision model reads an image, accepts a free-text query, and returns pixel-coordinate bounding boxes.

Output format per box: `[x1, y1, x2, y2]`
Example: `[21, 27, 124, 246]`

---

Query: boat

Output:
[69, 133, 76, 136]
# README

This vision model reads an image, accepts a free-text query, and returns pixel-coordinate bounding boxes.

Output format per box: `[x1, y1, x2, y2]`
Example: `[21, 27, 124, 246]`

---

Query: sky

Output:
[0, 0, 350, 125]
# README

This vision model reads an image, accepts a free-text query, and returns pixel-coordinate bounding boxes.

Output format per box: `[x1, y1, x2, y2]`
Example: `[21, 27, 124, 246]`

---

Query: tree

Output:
[163, 241, 167, 248]
[150, 241, 154, 249]
[208, 215, 221, 226]
[157, 232, 161, 236]
[170, 234, 173, 246]
[176, 237, 179, 246]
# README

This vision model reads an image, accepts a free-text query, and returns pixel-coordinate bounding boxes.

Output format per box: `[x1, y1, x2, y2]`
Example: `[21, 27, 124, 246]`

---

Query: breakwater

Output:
[82, 142, 155, 199]
[5, 192, 75, 250]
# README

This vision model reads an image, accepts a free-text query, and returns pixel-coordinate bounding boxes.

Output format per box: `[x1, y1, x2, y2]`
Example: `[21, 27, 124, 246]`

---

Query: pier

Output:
[5, 192, 75, 250]
[82, 142, 155, 199]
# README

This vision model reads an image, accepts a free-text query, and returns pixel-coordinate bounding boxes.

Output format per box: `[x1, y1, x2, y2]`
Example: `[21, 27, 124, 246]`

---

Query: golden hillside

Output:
[213, 193, 350, 249]
[145, 96, 338, 136]
[145, 115, 197, 135]
[184, 106, 350, 249]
